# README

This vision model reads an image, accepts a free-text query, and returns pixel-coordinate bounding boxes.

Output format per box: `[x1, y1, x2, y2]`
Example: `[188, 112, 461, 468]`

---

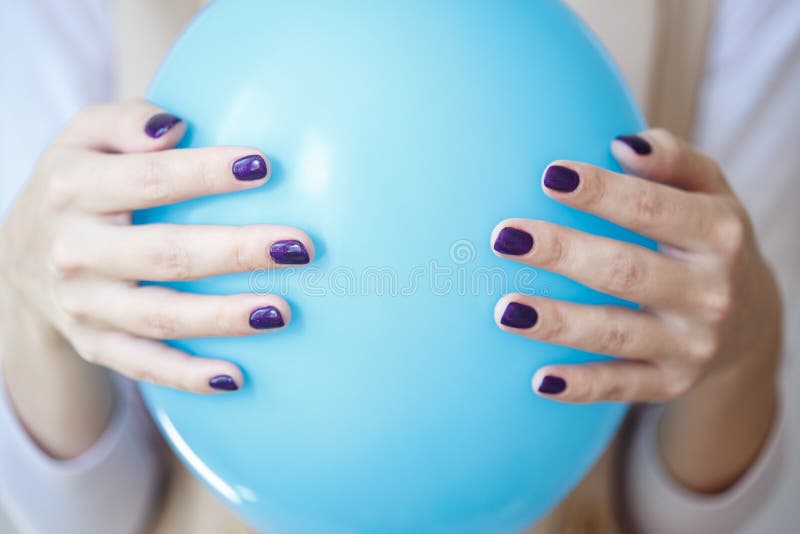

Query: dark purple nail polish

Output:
[209, 375, 238, 391]
[493, 227, 533, 256]
[144, 113, 182, 138]
[538, 375, 566, 395]
[615, 134, 652, 155]
[269, 240, 310, 264]
[232, 155, 268, 181]
[249, 306, 285, 329]
[501, 302, 538, 329]
[543, 165, 580, 193]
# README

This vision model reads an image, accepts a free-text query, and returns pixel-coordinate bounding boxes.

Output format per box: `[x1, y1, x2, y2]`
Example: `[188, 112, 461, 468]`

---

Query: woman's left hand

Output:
[491, 128, 782, 404]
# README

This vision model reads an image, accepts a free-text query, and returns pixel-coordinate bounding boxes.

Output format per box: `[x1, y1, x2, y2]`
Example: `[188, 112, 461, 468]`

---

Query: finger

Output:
[70, 326, 244, 393]
[494, 294, 673, 361]
[491, 219, 699, 310]
[73, 146, 271, 212]
[78, 285, 290, 339]
[540, 160, 725, 252]
[59, 99, 187, 153]
[611, 128, 730, 194]
[530, 361, 674, 403]
[75, 224, 314, 281]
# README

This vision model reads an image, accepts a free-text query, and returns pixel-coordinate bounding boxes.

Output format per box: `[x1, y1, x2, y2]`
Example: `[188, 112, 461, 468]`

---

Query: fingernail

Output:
[493, 227, 534, 256]
[209, 375, 239, 391]
[249, 306, 285, 329]
[232, 154, 268, 181]
[615, 134, 652, 155]
[144, 113, 182, 138]
[501, 302, 538, 329]
[537, 375, 566, 395]
[269, 240, 310, 265]
[543, 165, 580, 193]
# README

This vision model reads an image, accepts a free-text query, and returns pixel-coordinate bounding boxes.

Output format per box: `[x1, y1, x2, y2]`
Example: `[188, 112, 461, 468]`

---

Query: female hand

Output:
[0, 99, 314, 394]
[490, 128, 781, 404]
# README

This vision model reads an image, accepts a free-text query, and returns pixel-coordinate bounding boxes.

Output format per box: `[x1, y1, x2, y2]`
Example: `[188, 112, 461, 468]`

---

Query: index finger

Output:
[541, 161, 724, 252]
[73, 146, 271, 212]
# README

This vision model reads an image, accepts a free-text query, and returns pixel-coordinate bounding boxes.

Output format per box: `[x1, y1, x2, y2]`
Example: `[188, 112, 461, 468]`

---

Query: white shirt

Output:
[1, 0, 798, 533]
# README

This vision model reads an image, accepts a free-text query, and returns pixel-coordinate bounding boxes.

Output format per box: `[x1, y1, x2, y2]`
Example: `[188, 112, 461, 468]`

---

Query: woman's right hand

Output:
[0, 99, 314, 394]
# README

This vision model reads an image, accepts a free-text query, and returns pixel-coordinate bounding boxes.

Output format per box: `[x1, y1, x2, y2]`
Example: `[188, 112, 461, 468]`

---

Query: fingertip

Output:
[232, 151, 271, 183]
[206, 365, 245, 394]
[532, 368, 567, 397]
[248, 298, 290, 330]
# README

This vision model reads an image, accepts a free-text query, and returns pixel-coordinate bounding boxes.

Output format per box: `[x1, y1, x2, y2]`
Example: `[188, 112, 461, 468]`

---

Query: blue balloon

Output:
[135, 1, 652, 532]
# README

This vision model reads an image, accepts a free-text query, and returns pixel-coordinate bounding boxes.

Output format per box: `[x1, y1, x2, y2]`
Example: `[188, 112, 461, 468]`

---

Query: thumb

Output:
[58, 98, 187, 154]
[611, 128, 731, 194]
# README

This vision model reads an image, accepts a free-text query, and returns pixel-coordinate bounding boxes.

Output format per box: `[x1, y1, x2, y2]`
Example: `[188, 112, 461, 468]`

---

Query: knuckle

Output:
[58, 293, 90, 323]
[76, 341, 102, 364]
[152, 241, 192, 280]
[140, 157, 174, 204]
[597, 321, 631, 356]
[632, 186, 668, 224]
[537, 304, 565, 341]
[44, 173, 77, 210]
[686, 332, 718, 364]
[602, 251, 645, 294]
[214, 303, 238, 336]
[540, 227, 569, 270]
[143, 307, 179, 339]
[698, 284, 734, 322]
[664, 374, 694, 399]
[579, 167, 607, 208]
[233, 227, 259, 272]
[711, 205, 747, 258]
[49, 243, 83, 278]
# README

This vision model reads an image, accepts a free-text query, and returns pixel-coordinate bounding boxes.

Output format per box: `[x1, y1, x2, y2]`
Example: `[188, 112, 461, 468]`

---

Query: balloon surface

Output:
[135, 1, 652, 532]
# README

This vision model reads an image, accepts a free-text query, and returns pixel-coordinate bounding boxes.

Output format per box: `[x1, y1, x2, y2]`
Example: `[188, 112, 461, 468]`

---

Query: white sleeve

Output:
[623, 404, 786, 534]
[0, 368, 164, 534]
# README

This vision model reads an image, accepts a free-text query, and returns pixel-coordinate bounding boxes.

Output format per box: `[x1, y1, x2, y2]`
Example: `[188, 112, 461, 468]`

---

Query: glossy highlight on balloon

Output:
[134, 1, 653, 532]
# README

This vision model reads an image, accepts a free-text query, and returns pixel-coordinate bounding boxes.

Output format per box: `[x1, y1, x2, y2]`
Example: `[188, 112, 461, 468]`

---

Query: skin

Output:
[492, 128, 781, 492]
[0, 100, 313, 459]
[0, 104, 780, 513]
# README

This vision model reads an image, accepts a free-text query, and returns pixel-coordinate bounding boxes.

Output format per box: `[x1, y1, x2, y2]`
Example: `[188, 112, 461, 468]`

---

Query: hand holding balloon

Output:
[0, 99, 314, 395]
[492, 128, 781, 491]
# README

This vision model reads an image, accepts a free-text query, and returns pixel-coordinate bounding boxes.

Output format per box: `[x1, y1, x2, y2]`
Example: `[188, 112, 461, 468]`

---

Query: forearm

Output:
[658, 353, 779, 493]
[1, 293, 114, 460]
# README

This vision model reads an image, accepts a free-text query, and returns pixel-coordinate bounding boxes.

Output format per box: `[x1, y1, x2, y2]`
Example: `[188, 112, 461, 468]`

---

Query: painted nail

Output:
[493, 227, 534, 256]
[232, 154, 269, 181]
[249, 306, 285, 329]
[538, 375, 566, 395]
[209, 375, 239, 391]
[144, 113, 182, 138]
[615, 134, 652, 155]
[543, 165, 580, 193]
[269, 240, 310, 264]
[501, 302, 538, 329]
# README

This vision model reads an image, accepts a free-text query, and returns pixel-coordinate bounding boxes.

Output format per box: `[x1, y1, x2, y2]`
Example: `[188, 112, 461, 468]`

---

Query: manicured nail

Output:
[269, 240, 310, 264]
[144, 113, 182, 138]
[615, 134, 652, 155]
[209, 375, 238, 391]
[537, 375, 566, 395]
[544, 165, 580, 193]
[493, 227, 533, 256]
[501, 302, 538, 329]
[232, 154, 268, 181]
[249, 306, 285, 329]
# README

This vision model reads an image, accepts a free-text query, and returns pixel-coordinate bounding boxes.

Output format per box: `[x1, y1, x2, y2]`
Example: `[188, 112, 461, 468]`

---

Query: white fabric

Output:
[625, 404, 786, 534]
[0, 0, 798, 533]
[0, 372, 161, 534]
